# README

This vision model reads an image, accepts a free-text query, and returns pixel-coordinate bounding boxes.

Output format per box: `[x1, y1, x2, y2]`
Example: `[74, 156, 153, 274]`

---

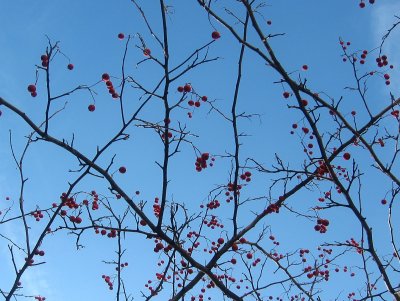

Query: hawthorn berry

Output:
[211, 31, 221, 40]
[27, 84, 36, 93]
[118, 33, 125, 39]
[119, 166, 127, 174]
[143, 48, 151, 56]
[88, 104, 96, 112]
[283, 91, 290, 98]
[183, 84, 192, 92]
[102, 73, 110, 81]
[343, 152, 351, 160]
[67, 63, 74, 70]
[381, 199, 387, 205]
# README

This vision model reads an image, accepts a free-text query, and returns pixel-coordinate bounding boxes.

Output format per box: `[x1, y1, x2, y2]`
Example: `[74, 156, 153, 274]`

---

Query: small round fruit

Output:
[27, 84, 36, 92]
[88, 104, 96, 112]
[118, 33, 125, 39]
[143, 48, 151, 56]
[183, 84, 192, 92]
[211, 31, 221, 40]
[119, 166, 127, 174]
[67, 63, 74, 70]
[102, 73, 110, 81]
[343, 152, 351, 160]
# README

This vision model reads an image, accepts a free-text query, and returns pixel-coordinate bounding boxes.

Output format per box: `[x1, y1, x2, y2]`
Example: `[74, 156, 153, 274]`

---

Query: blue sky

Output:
[1, 1, 400, 301]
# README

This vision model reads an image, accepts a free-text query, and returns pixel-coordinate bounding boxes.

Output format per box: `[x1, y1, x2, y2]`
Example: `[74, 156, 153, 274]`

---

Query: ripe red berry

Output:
[31, 92, 37, 97]
[88, 104, 96, 112]
[140, 220, 147, 226]
[246, 253, 253, 259]
[381, 199, 387, 205]
[283, 91, 290, 98]
[183, 84, 192, 93]
[359, 2, 365, 8]
[188, 100, 194, 106]
[102, 73, 110, 81]
[217, 238, 224, 244]
[302, 65, 308, 70]
[211, 31, 221, 40]
[201, 96, 208, 102]
[143, 48, 151, 56]
[118, 33, 125, 40]
[177, 86, 184, 92]
[27, 84, 36, 93]
[343, 152, 351, 160]
[119, 166, 127, 174]
[67, 63, 74, 70]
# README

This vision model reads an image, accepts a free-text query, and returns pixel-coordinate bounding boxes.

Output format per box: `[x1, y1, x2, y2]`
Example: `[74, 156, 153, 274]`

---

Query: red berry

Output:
[201, 96, 208, 102]
[283, 91, 290, 98]
[31, 92, 37, 97]
[143, 48, 151, 56]
[343, 152, 351, 160]
[211, 31, 221, 40]
[102, 73, 110, 81]
[217, 238, 224, 244]
[381, 199, 387, 205]
[183, 84, 192, 93]
[302, 65, 308, 70]
[118, 33, 125, 40]
[246, 253, 253, 259]
[88, 104, 96, 112]
[67, 63, 74, 70]
[359, 2, 365, 8]
[27, 84, 36, 93]
[140, 220, 147, 226]
[177, 86, 184, 93]
[119, 166, 127, 174]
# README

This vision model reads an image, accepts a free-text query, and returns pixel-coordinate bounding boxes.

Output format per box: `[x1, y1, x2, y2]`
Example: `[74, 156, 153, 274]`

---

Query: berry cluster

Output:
[359, 0, 376, 8]
[69, 215, 83, 224]
[239, 171, 252, 182]
[40, 54, 49, 67]
[347, 238, 363, 254]
[195, 153, 211, 172]
[177, 83, 192, 93]
[206, 199, 220, 209]
[33, 249, 45, 257]
[202, 215, 223, 229]
[153, 197, 160, 217]
[27, 84, 37, 97]
[102, 275, 113, 290]
[314, 218, 330, 233]
[102, 73, 119, 99]
[31, 210, 43, 222]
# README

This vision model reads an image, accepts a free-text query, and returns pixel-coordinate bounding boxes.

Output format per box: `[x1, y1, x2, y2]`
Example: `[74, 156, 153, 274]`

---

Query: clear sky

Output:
[1, 1, 400, 301]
